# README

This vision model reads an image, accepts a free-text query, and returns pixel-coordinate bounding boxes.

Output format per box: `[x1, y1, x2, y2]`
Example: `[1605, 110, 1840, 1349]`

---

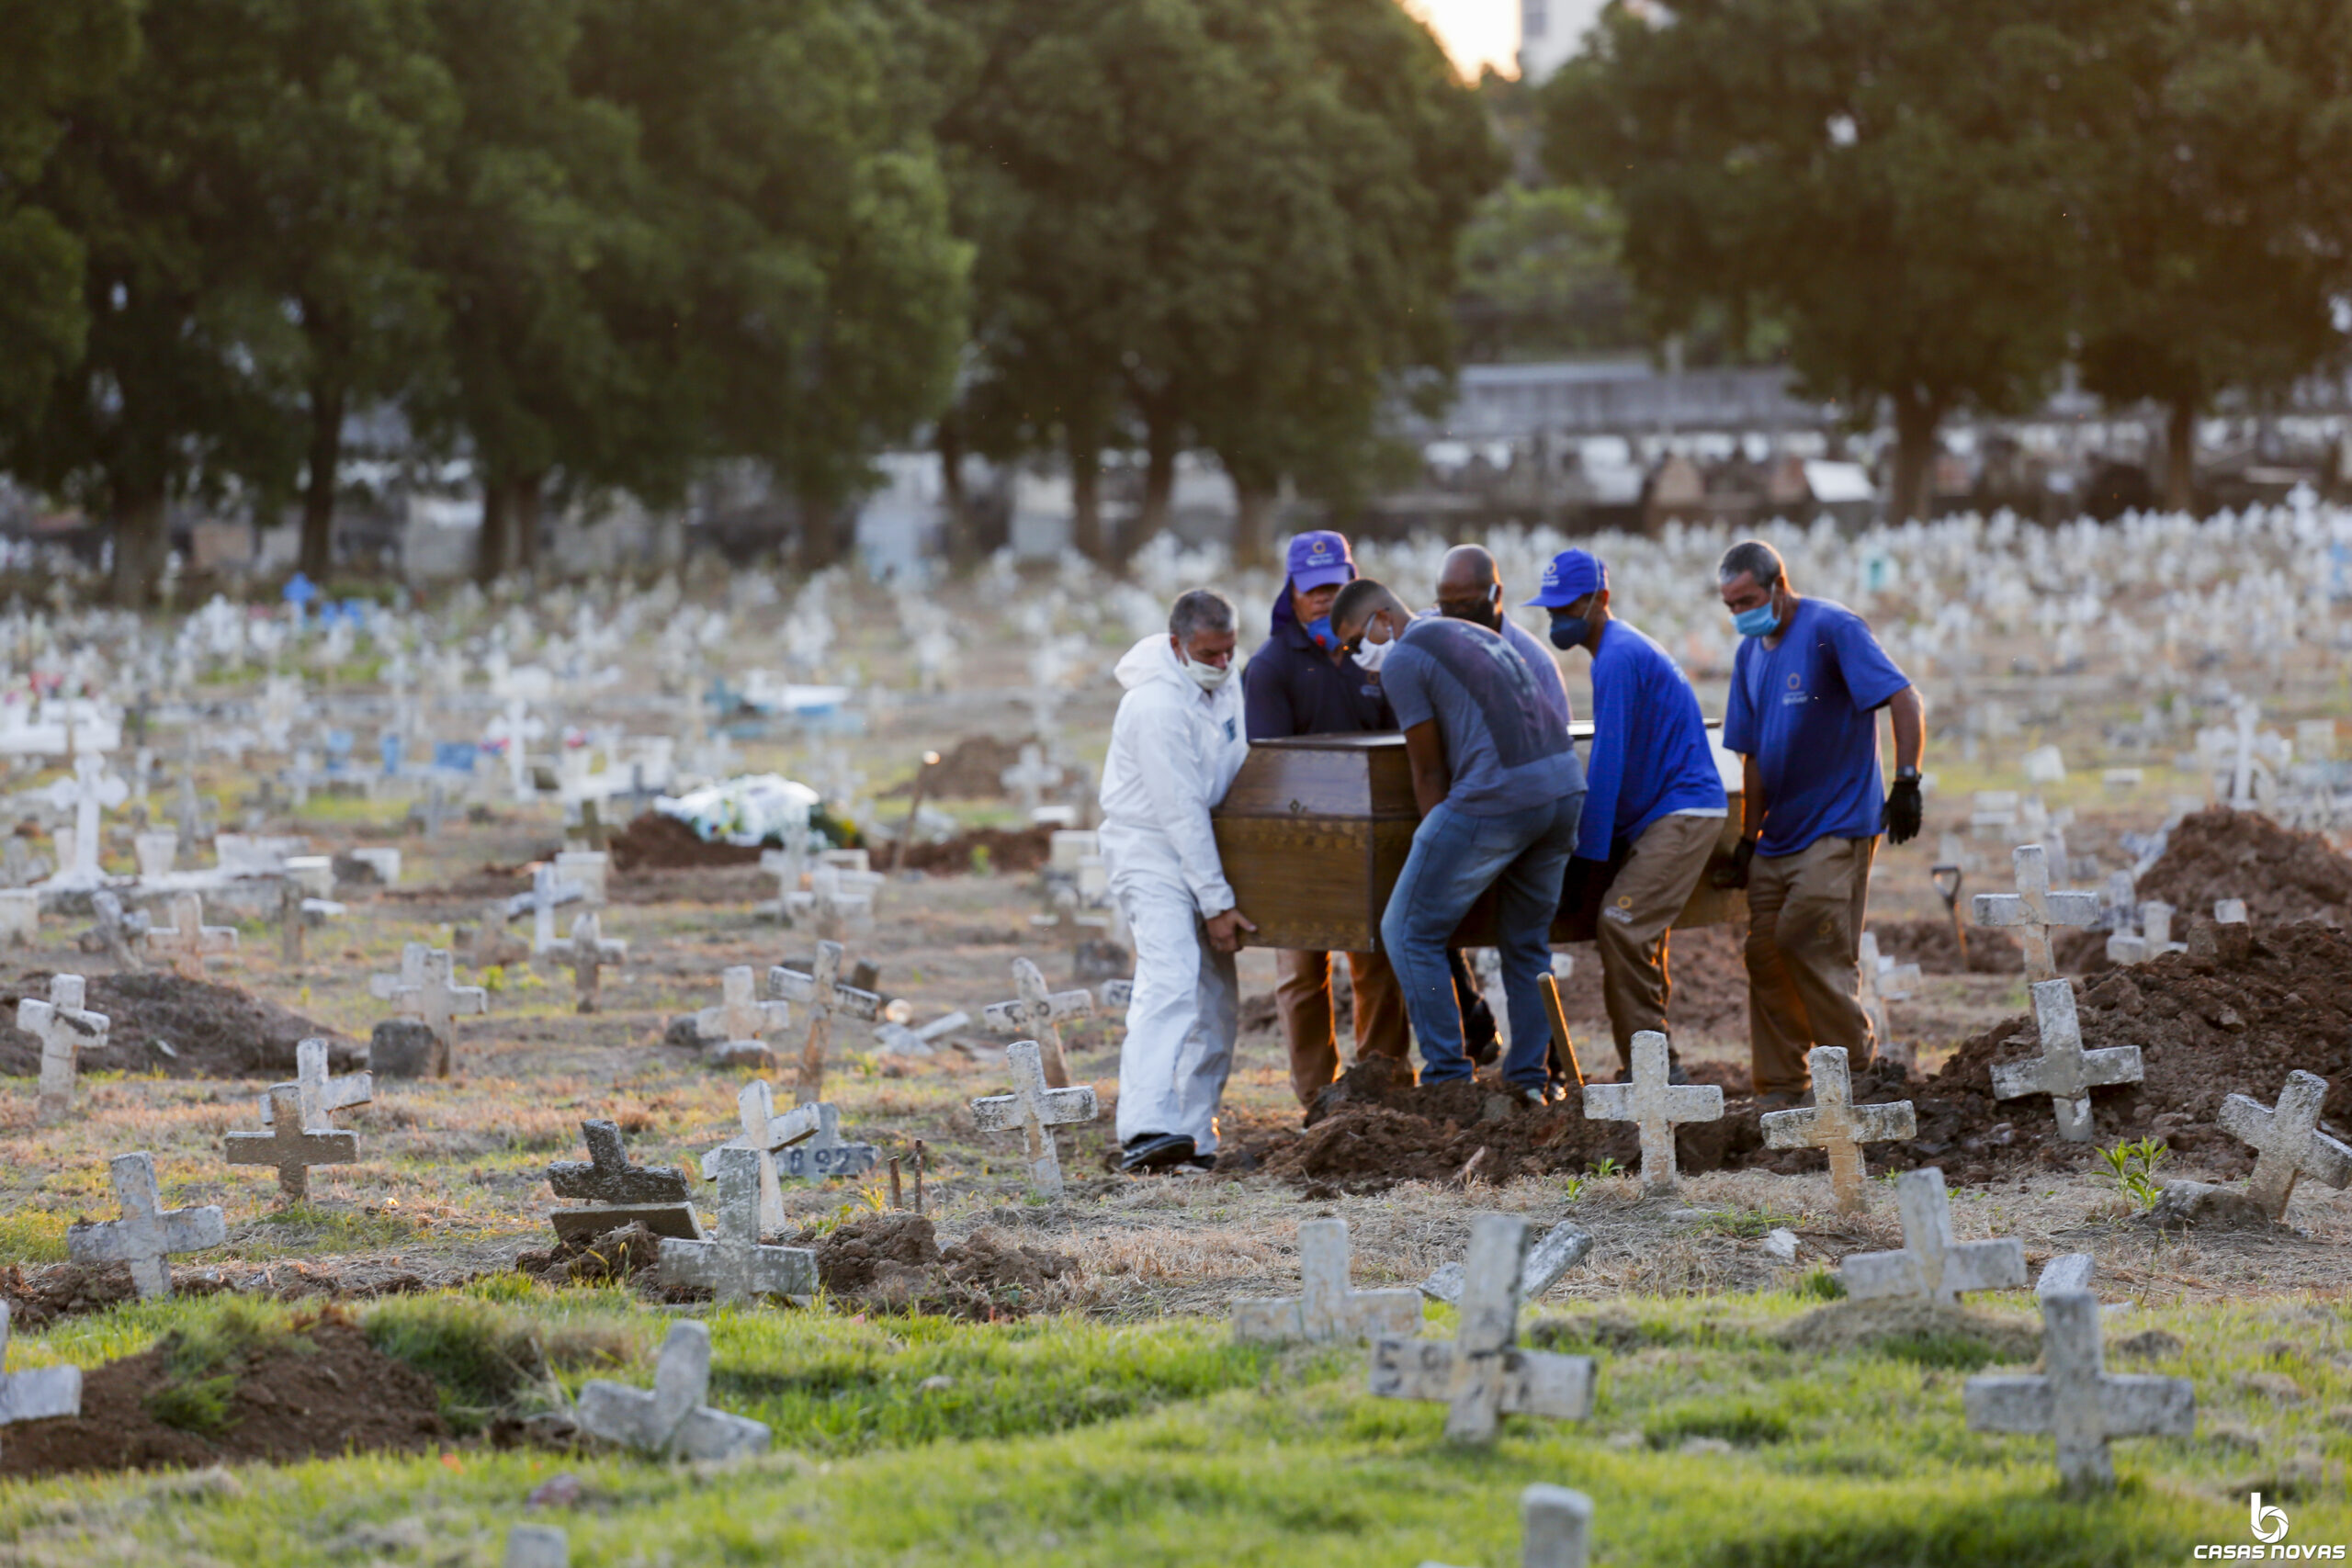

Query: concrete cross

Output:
[2037, 1254, 2096, 1298]
[553, 850, 608, 907]
[0, 1301, 83, 1460]
[874, 1010, 968, 1056]
[1232, 1217, 1421, 1344]
[970, 1039, 1099, 1200]
[770, 942, 881, 1105]
[370, 943, 486, 1070]
[131, 829, 176, 882]
[44, 752, 126, 887]
[1965, 1289, 2195, 1492]
[786, 863, 877, 940]
[699, 1079, 822, 1233]
[1099, 978, 1133, 1010]
[257, 1037, 371, 1130]
[546, 1120, 704, 1244]
[757, 840, 806, 923]
[142, 892, 238, 978]
[1855, 931, 1921, 1066]
[1418, 1485, 1593, 1568]
[1839, 1166, 2026, 1304]
[1367, 1213, 1596, 1444]
[86, 890, 145, 970]
[982, 957, 1092, 1090]
[504, 1526, 568, 1568]
[659, 1146, 817, 1303]
[277, 876, 305, 965]
[693, 965, 791, 1066]
[1760, 1046, 1917, 1212]
[225, 1087, 359, 1201]
[1581, 1030, 1723, 1195]
[513, 864, 585, 954]
[772, 1101, 879, 1181]
[23, 974, 108, 1124]
[558, 911, 627, 1013]
[573, 1319, 771, 1461]
[65, 1150, 227, 1299]
[1972, 844, 2100, 984]
[1420, 1220, 1595, 1307]
[1001, 742, 1062, 814]
[1991, 979, 2143, 1142]
[2106, 900, 2182, 965]
[2217, 1069, 2352, 1221]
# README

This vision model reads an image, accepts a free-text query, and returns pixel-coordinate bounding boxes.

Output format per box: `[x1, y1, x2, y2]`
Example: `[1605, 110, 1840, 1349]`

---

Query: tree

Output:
[1453, 184, 1640, 363]
[1546, 0, 2086, 521]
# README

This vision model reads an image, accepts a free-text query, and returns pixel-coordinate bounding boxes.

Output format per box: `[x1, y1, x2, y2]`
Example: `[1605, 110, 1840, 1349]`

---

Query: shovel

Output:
[1930, 863, 1967, 967]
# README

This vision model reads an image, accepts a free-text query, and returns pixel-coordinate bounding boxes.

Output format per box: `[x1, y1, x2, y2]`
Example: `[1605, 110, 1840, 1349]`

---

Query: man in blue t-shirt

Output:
[1529, 548, 1728, 1080]
[1713, 539, 1925, 1105]
[1330, 578, 1586, 1100]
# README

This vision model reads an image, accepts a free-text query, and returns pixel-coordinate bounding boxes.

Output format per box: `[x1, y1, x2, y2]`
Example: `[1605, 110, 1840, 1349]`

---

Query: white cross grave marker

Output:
[0, 1302, 82, 1458]
[1001, 743, 1062, 816]
[1232, 1218, 1422, 1344]
[225, 1087, 359, 1201]
[969, 1039, 1098, 1200]
[983, 957, 1092, 1090]
[547, 1120, 704, 1243]
[1368, 1213, 1596, 1444]
[65, 1151, 227, 1299]
[369, 943, 486, 1073]
[1964, 1289, 2195, 1492]
[44, 754, 126, 888]
[771, 1101, 879, 1181]
[770, 942, 881, 1105]
[1856, 931, 1921, 1068]
[257, 1037, 371, 1130]
[2217, 1070, 2352, 1221]
[1420, 1221, 1595, 1307]
[2107, 901, 2183, 965]
[1419, 1484, 1593, 1568]
[2037, 1254, 2096, 1298]
[142, 892, 237, 978]
[1760, 1046, 1917, 1212]
[514, 863, 584, 954]
[503, 1526, 568, 1568]
[692, 965, 791, 1067]
[698, 1078, 821, 1234]
[1992, 979, 2143, 1143]
[558, 911, 627, 1012]
[1581, 1030, 1723, 1194]
[1838, 1166, 2026, 1304]
[573, 1319, 770, 1461]
[660, 1146, 818, 1303]
[1972, 844, 2100, 984]
[22, 975, 107, 1124]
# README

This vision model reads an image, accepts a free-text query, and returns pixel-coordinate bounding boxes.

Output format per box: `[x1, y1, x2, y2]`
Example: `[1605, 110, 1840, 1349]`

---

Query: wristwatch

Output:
[1894, 765, 1920, 782]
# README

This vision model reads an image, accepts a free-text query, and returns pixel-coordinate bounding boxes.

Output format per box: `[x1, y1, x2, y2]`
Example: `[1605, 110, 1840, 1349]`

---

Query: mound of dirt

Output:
[0, 1314, 448, 1477]
[1, 1260, 432, 1330]
[2136, 807, 2352, 927]
[1869, 917, 2024, 976]
[801, 1214, 1076, 1318]
[1775, 1299, 2040, 1362]
[514, 1222, 662, 1286]
[882, 735, 1029, 800]
[0, 972, 350, 1082]
[608, 812, 764, 874]
[898, 825, 1057, 876]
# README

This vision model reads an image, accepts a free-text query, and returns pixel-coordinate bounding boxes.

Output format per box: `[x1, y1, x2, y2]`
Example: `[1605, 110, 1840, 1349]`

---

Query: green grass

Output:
[0, 1287, 2341, 1564]
[0, 1207, 71, 1263]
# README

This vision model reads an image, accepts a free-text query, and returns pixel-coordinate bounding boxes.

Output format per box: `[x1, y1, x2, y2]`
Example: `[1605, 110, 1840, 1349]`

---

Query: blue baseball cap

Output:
[1285, 530, 1356, 593]
[1525, 548, 1607, 609]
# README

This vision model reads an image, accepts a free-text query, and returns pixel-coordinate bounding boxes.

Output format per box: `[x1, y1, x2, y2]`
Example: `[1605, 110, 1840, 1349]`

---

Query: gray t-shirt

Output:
[1384, 617, 1584, 817]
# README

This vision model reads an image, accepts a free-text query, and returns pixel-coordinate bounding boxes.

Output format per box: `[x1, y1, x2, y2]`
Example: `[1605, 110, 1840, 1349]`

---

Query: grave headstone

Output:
[0, 888, 37, 946]
[1839, 1167, 2027, 1304]
[969, 1039, 1098, 1200]
[1991, 979, 2143, 1143]
[22, 974, 107, 1124]
[557, 911, 627, 1013]
[0, 1300, 83, 1459]
[369, 943, 486, 1072]
[553, 850, 608, 907]
[1368, 1213, 1596, 1444]
[1964, 1290, 2194, 1492]
[2106, 901, 2182, 965]
[224, 1087, 359, 1201]
[772, 1101, 880, 1181]
[2036, 1254, 2096, 1298]
[1581, 1030, 1723, 1195]
[85, 889, 145, 969]
[1760, 1046, 1916, 1212]
[1232, 1218, 1422, 1344]
[2216, 1069, 2352, 1221]
[691, 965, 791, 1067]
[573, 1320, 770, 1461]
[981, 956, 1092, 1089]
[368, 1019, 443, 1079]
[659, 1146, 817, 1303]
[1418, 1485, 1593, 1568]
[132, 829, 176, 882]
[1855, 931, 1922, 1072]
[65, 1151, 227, 1299]
[1972, 844, 2100, 984]
[504, 1526, 568, 1568]
[142, 892, 237, 978]
[546, 1120, 704, 1243]
[698, 1079, 820, 1233]
[257, 1037, 371, 1130]
[43, 753, 126, 888]
[770, 941, 881, 1105]
[1420, 1220, 1595, 1306]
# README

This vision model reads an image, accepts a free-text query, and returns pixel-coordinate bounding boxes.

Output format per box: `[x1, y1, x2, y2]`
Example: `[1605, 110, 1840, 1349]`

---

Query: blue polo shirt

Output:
[1384, 617, 1583, 817]
[1578, 621, 1726, 858]
[1721, 597, 1909, 857]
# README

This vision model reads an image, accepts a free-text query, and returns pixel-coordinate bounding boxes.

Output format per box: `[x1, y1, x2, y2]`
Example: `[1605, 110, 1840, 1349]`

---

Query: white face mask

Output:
[1182, 653, 1232, 692]
[1350, 613, 1397, 672]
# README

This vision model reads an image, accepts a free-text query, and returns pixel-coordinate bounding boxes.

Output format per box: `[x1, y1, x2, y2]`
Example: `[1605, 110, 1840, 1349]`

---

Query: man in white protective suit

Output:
[1099, 588, 1258, 1173]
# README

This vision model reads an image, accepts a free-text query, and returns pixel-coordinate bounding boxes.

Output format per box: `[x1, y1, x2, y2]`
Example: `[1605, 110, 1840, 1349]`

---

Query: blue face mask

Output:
[1306, 615, 1336, 650]
[1547, 615, 1590, 651]
[1732, 603, 1780, 638]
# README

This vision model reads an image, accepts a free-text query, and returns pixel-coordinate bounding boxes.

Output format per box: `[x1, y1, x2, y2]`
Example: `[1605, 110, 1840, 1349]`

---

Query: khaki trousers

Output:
[1744, 833, 1877, 1095]
[1274, 947, 1411, 1107]
[1595, 813, 1725, 1071]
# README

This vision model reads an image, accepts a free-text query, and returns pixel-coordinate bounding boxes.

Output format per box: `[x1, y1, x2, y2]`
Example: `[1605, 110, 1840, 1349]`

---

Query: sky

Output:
[1411, 0, 1605, 78]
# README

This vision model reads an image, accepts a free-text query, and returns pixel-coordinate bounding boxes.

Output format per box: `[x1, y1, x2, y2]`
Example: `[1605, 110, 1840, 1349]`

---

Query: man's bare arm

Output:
[1887, 685, 1925, 773]
[1403, 720, 1449, 818]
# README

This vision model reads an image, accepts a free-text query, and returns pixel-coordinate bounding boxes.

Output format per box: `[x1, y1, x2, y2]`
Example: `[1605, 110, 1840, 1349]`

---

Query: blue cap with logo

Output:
[1525, 548, 1607, 608]
[1285, 530, 1356, 593]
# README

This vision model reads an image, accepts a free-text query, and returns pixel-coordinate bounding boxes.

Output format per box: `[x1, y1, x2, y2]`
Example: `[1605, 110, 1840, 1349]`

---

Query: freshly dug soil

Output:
[514, 1222, 662, 1286]
[608, 812, 764, 874]
[0, 971, 351, 1082]
[882, 735, 1028, 800]
[801, 1213, 1075, 1318]
[898, 825, 1057, 876]
[2136, 807, 2352, 927]
[1868, 917, 2024, 976]
[0, 1314, 448, 1477]
[0, 1261, 433, 1330]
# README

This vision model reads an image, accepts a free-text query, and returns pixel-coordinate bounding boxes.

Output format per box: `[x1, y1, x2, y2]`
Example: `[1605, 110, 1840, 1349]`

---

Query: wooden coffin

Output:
[1210, 728, 1746, 953]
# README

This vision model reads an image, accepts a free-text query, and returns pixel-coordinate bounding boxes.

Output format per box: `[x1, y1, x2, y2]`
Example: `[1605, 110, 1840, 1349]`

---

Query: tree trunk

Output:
[797, 491, 841, 571]
[937, 416, 973, 570]
[1068, 426, 1103, 561]
[1888, 389, 1946, 524]
[513, 471, 543, 577]
[476, 478, 512, 585]
[2165, 397, 2198, 515]
[111, 486, 169, 607]
[1230, 478, 1275, 570]
[1139, 411, 1179, 551]
[299, 378, 344, 583]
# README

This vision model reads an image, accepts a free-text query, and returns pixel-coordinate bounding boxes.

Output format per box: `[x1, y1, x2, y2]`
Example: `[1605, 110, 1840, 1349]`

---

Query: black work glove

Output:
[1562, 854, 1611, 923]
[1712, 836, 1757, 891]
[1883, 776, 1923, 845]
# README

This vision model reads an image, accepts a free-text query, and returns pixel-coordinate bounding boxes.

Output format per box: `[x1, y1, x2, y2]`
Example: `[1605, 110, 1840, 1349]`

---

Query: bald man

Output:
[1435, 546, 1576, 733]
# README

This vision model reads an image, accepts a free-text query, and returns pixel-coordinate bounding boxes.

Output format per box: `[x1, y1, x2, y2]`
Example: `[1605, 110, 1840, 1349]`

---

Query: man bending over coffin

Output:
[1330, 580, 1585, 1106]
[1101, 589, 1256, 1173]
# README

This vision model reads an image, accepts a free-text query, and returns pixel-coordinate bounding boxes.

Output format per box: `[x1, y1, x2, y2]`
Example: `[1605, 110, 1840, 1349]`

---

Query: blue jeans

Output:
[1380, 792, 1583, 1089]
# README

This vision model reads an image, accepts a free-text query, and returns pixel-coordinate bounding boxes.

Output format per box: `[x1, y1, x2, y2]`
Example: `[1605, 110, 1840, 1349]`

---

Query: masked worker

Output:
[1101, 588, 1258, 1171]
[1530, 548, 1727, 1080]
[1712, 539, 1925, 1108]
[1241, 531, 1411, 1111]
[1330, 578, 1585, 1102]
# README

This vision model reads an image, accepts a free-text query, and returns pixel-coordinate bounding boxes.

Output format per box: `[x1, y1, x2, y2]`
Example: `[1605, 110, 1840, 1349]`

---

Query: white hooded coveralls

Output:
[1099, 634, 1249, 1153]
